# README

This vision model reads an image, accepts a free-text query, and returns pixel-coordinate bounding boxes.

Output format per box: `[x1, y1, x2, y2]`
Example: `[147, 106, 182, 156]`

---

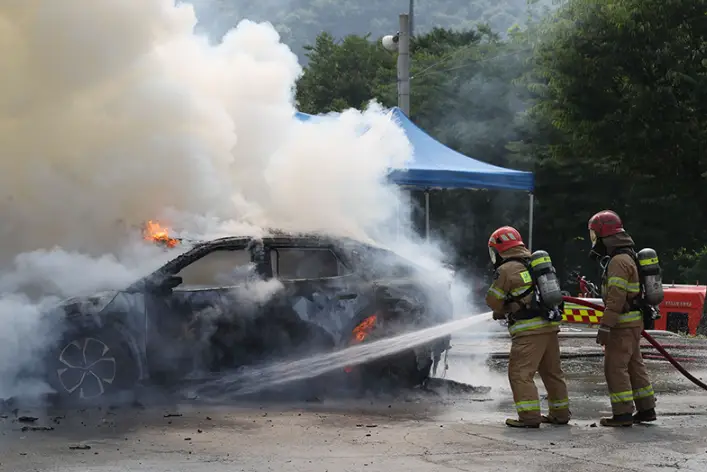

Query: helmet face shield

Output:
[589, 229, 597, 247]
[489, 247, 497, 265]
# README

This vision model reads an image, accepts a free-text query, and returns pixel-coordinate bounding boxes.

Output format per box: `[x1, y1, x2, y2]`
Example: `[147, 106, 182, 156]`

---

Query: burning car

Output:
[41, 225, 454, 404]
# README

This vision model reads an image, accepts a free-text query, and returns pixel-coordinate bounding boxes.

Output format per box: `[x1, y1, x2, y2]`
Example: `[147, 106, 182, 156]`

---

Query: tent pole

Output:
[424, 190, 430, 240]
[528, 192, 534, 251]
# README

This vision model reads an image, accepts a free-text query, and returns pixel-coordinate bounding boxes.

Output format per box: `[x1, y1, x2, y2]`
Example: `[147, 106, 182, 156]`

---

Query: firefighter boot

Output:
[633, 408, 657, 424]
[505, 418, 540, 429]
[541, 414, 570, 425]
[599, 413, 633, 427]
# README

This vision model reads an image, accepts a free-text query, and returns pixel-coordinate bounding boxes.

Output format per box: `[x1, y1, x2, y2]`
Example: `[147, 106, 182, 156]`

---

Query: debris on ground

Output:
[18, 416, 38, 423]
[424, 378, 492, 396]
[69, 445, 91, 450]
[21, 426, 54, 432]
[164, 413, 182, 418]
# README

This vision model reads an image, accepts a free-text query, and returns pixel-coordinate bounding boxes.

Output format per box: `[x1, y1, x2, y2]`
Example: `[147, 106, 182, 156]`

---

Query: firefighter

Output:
[588, 210, 657, 427]
[485, 226, 570, 428]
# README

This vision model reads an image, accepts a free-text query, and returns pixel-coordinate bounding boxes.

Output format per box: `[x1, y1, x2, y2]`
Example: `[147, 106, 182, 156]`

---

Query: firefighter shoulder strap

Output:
[498, 251, 564, 312]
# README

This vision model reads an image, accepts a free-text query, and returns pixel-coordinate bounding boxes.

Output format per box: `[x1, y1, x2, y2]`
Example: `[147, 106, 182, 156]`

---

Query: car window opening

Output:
[270, 247, 346, 280]
[176, 248, 253, 289]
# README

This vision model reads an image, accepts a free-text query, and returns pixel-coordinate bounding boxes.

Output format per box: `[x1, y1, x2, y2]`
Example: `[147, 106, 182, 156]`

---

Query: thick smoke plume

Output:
[0, 0, 472, 400]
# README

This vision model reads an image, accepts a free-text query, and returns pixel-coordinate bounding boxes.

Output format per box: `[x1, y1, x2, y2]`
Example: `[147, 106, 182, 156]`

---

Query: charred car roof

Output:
[126, 231, 422, 292]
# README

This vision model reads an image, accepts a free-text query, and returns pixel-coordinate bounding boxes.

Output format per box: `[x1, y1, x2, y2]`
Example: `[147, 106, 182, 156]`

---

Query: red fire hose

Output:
[562, 296, 707, 392]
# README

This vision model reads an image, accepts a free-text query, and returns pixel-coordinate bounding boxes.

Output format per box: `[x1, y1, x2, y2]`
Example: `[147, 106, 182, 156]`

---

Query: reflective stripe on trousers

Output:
[548, 398, 569, 410]
[633, 385, 655, 400]
[508, 316, 560, 335]
[609, 390, 634, 404]
[515, 399, 541, 413]
[609, 384, 655, 404]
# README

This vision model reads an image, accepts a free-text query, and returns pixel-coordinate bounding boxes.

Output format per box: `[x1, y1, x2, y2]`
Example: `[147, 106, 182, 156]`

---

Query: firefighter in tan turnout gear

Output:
[485, 226, 570, 428]
[588, 210, 658, 427]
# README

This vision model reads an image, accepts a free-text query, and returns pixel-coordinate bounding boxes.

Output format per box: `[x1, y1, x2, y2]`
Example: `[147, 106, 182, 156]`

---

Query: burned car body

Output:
[44, 233, 454, 403]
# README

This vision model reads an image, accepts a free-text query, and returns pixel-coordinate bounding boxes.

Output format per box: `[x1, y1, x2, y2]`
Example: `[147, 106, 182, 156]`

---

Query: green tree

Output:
[676, 247, 707, 285]
[296, 27, 535, 272]
[192, 0, 560, 62]
[522, 0, 707, 282]
[295, 32, 396, 113]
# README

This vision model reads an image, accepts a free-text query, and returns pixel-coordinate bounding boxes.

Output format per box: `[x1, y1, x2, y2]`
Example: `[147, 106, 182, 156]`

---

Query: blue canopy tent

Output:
[295, 107, 536, 248]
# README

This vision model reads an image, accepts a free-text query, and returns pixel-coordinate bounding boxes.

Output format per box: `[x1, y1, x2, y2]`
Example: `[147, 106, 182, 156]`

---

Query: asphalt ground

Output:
[1, 330, 706, 472]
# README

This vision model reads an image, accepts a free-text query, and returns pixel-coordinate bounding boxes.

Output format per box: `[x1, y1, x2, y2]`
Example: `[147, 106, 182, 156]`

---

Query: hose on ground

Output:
[563, 296, 707, 392]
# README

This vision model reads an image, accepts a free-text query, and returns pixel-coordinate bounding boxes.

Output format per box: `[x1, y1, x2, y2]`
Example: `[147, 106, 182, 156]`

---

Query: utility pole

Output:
[398, 13, 410, 116]
[381, 12, 413, 239]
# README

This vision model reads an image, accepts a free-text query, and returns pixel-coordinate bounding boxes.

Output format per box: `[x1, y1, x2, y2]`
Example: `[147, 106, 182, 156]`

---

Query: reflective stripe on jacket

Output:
[601, 252, 643, 329]
[485, 246, 559, 338]
[508, 316, 561, 336]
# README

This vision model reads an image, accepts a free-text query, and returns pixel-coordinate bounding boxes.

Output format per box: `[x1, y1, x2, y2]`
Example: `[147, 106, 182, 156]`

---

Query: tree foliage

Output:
[290, 0, 707, 287]
[295, 32, 396, 113]
[295, 26, 535, 272]
[525, 0, 707, 280]
[191, 0, 560, 61]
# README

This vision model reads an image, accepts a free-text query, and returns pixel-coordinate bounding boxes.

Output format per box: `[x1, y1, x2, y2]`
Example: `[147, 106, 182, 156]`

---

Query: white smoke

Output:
[0, 0, 473, 400]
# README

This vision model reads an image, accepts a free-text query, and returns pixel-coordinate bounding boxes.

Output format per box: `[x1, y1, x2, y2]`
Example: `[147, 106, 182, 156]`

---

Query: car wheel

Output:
[47, 327, 140, 404]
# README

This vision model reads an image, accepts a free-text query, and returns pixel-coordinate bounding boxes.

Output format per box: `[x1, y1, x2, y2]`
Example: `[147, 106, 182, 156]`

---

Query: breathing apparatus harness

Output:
[497, 251, 564, 324]
[600, 246, 662, 329]
[572, 241, 707, 392]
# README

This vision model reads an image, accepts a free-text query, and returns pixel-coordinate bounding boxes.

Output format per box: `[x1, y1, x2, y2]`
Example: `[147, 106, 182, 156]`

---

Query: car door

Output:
[144, 244, 259, 376]
[266, 243, 366, 345]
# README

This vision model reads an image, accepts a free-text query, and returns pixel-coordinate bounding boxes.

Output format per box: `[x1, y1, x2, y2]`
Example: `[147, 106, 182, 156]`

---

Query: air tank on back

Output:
[529, 250, 563, 309]
[637, 248, 664, 306]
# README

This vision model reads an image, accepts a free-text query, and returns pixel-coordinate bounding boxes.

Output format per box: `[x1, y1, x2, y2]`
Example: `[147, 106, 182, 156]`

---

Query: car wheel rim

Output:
[56, 337, 117, 399]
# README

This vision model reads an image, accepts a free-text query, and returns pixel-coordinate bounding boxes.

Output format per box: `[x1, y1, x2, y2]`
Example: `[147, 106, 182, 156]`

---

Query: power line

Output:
[378, 45, 533, 89]
[385, 5, 707, 87]
[423, 46, 532, 76]
[410, 41, 485, 79]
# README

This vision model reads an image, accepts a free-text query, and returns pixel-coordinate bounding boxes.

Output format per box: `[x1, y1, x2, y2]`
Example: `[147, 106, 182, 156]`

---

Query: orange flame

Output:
[344, 315, 378, 374]
[352, 315, 378, 343]
[143, 220, 179, 248]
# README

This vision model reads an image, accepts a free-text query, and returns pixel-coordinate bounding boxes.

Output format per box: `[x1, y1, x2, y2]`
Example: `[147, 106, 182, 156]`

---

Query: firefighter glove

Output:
[492, 311, 506, 321]
[596, 325, 611, 346]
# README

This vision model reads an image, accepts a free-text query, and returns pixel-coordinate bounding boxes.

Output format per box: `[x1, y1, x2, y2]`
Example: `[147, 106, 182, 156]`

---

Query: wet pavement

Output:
[1, 333, 706, 471]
